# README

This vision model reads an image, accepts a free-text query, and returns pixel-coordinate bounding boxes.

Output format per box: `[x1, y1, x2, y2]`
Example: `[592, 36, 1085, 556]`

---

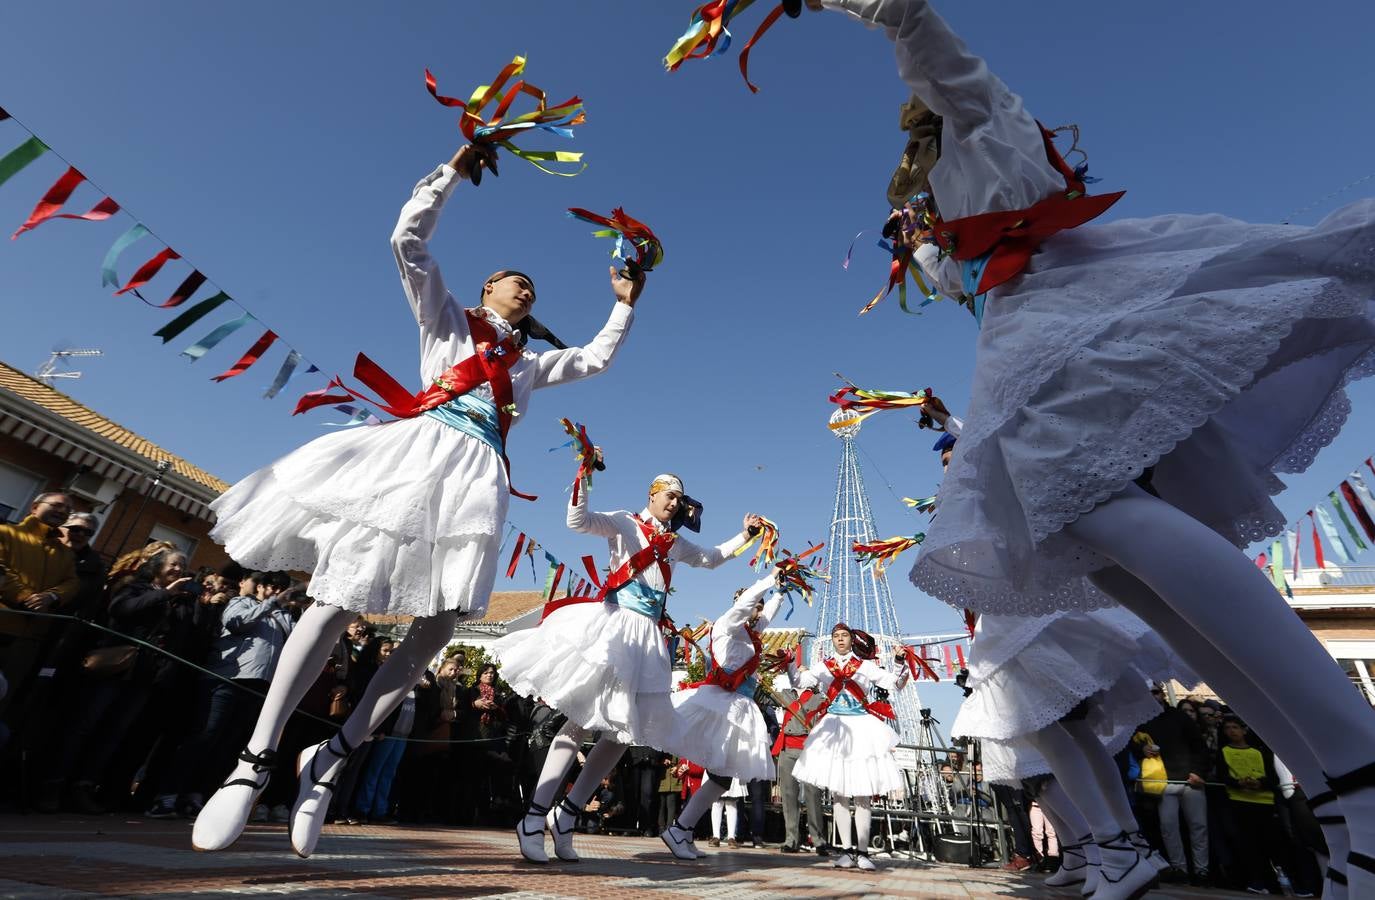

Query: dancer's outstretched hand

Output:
[611, 265, 646, 306]
[448, 143, 499, 185]
[743, 513, 764, 536]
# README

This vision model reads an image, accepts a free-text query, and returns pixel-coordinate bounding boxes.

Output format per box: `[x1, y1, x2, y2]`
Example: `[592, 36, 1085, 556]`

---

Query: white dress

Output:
[491, 491, 748, 745]
[827, 0, 1375, 616]
[792, 652, 909, 797]
[951, 607, 1199, 785]
[209, 165, 634, 618]
[662, 573, 782, 782]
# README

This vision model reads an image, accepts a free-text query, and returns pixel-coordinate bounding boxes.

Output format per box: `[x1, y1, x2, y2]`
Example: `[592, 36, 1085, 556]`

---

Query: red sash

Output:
[294, 310, 534, 498]
[685, 623, 762, 695]
[932, 123, 1125, 296]
[540, 516, 675, 622]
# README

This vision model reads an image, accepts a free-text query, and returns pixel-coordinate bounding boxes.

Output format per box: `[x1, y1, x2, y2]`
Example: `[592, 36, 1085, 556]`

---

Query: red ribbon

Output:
[942, 644, 954, 677]
[737, 3, 788, 93]
[684, 623, 763, 694]
[546, 562, 565, 600]
[153, 270, 206, 309]
[541, 519, 674, 621]
[1341, 480, 1375, 542]
[964, 609, 977, 639]
[582, 555, 603, 588]
[1308, 511, 1326, 570]
[955, 643, 966, 669]
[897, 645, 941, 682]
[115, 247, 181, 295]
[12, 166, 120, 238]
[211, 329, 278, 382]
[506, 533, 527, 578]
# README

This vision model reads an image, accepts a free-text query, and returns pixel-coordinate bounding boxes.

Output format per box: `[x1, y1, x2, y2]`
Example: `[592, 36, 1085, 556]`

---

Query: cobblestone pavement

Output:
[0, 816, 1234, 898]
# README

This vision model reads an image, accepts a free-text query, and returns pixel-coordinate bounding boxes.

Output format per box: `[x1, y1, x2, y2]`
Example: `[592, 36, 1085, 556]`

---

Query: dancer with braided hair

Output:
[192, 140, 644, 857]
[791, 623, 910, 871]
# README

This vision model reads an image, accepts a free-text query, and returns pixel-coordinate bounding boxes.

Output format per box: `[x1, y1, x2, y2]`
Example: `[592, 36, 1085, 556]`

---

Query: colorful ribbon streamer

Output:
[426, 59, 586, 177]
[154, 291, 230, 343]
[100, 223, 150, 288]
[828, 386, 931, 430]
[903, 496, 937, 514]
[152, 270, 207, 310]
[12, 166, 119, 238]
[852, 533, 925, 575]
[115, 247, 181, 295]
[180, 312, 254, 361]
[552, 417, 597, 505]
[566, 207, 664, 277]
[0, 135, 47, 190]
[775, 543, 826, 603]
[664, 0, 760, 70]
[733, 516, 780, 569]
[210, 329, 278, 382]
[896, 644, 941, 682]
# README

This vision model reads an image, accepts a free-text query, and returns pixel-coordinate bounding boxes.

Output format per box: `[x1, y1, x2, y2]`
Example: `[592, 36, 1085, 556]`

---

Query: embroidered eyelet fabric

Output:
[911, 199, 1375, 616]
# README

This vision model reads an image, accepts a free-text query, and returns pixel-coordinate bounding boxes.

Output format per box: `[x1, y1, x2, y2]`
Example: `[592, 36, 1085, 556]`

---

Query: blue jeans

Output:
[354, 737, 407, 818]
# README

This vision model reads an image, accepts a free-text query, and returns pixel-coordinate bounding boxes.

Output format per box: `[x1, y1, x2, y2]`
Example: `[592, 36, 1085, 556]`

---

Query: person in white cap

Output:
[494, 469, 763, 863]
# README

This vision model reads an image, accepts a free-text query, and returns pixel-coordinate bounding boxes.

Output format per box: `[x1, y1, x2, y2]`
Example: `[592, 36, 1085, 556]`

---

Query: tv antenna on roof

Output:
[36, 348, 103, 384]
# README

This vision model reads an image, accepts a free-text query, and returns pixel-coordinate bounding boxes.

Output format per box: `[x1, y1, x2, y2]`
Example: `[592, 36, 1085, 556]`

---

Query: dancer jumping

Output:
[815, 2, 1375, 894]
[494, 470, 764, 862]
[659, 569, 786, 859]
[192, 141, 644, 857]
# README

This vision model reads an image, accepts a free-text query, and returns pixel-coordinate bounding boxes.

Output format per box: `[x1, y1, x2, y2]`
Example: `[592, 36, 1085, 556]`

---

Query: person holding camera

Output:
[40, 542, 199, 813]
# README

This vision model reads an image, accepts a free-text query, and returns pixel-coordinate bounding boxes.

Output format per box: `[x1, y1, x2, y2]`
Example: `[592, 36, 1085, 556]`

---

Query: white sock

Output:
[1091, 564, 1345, 876]
[1057, 717, 1140, 834]
[724, 798, 738, 839]
[338, 610, 458, 749]
[854, 796, 872, 851]
[833, 796, 853, 850]
[243, 603, 353, 753]
[680, 781, 726, 831]
[1024, 724, 1133, 837]
[563, 737, 627, 811]
[527, 721, 585, 823]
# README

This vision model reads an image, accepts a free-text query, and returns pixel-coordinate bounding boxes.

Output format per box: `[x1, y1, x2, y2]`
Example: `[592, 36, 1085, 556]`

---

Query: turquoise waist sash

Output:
[609, 579, 667, 621]
[829, 690, 868, 716]
[423, 393, 503, 455]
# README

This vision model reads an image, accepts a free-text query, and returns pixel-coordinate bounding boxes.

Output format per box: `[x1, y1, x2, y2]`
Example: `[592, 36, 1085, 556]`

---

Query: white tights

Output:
[244, 602, 458, 755]
[524, 721, 627, 822]
[1023, 719, 1137, 840]
[1068, 484, 1375, 889]
[832, 795, 872, 851]
[678, 777, 726, 830]
[1037, 777, 1102, 867]
[711, 798, 739, 840]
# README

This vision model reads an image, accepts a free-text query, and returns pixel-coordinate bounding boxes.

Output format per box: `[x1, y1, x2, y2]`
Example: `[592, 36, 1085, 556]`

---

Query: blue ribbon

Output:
[608, 579, 666, 621]
[961, 254, 993, 324]
[101, 224, 149, 288]
[180, 312, 253, 361]
[424, 393, 503, 456]
[262, 350, 317, 400]
[1315, 504, 1353, 563]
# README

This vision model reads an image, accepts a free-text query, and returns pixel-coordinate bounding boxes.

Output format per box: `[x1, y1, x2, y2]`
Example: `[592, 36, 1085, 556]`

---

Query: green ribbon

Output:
[100, 224, 150, 288]
[0, 135, 47, 190]
[1330, 491, 1368, 551]
[153, 291, 230, 344]
[1270, 538, 1287, 593]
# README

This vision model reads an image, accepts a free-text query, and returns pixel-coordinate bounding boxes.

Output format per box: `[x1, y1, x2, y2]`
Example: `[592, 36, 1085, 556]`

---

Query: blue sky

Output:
[2, 1, 1373, 726]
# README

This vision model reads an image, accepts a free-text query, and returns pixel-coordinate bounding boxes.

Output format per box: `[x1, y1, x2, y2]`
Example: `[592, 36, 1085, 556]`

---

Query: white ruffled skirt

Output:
[662, 685, 775, 782]
[911, 200, 1375, 615]
[491, 599, 675, 745]
[792, 712, 906, 797]
[952, 608, 1193, 740]
[210, 415, 507, 618]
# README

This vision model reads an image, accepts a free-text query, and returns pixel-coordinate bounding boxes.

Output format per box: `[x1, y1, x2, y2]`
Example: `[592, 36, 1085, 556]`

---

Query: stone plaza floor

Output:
[0, 816, 1238, 898]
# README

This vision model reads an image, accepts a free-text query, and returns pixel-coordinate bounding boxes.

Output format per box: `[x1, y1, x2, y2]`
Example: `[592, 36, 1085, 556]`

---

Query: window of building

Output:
[0, 461, 44, 523]
[1327, 640, 1375, 705]
[148, 522, 199, 560]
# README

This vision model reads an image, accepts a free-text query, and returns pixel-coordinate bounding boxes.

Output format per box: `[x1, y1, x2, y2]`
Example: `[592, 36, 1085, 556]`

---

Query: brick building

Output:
[0, 360, 229, 570]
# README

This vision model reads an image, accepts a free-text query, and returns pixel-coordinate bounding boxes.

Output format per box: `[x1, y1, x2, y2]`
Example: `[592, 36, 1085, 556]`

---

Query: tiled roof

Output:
[0, 360, 228, 493]
[761, 628, 805, 654]
[365, 591, 548, 627]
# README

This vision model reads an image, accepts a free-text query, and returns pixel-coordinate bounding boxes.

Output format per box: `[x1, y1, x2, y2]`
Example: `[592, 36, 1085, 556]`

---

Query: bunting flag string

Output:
[426, 58, 586, 177]
[12, 166, 119, 238]
[1340, 480, 1375, 543]
[506, 533, 527, 579]
[211, 329, 278, 382]
[0, 109, 356, 422]
[566, 207, 664, 278]
[1329, 490, 1368, 551]
[1287, 528, 1301, 580]
[1311, 504, 1351, 563]
[1308, 512, 1326, 570]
